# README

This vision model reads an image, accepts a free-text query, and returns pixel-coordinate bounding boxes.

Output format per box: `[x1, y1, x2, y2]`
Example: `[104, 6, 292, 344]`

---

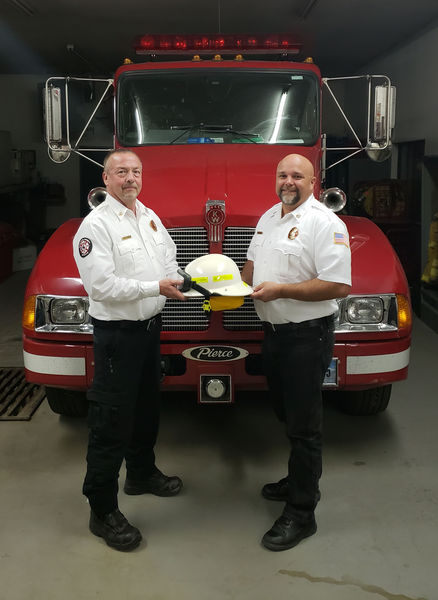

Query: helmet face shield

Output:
[179, 254, 253, 307]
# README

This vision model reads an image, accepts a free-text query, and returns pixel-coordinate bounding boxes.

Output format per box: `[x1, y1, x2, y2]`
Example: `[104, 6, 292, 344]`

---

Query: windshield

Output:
[117, 69, 319, 146]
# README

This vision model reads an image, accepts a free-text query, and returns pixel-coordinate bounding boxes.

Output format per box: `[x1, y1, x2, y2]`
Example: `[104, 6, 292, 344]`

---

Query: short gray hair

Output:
[103, 149, 142, 172]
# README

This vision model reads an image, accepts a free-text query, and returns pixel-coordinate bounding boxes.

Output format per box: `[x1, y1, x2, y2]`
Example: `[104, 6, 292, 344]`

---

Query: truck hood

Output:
[342, 215, 408, 295]
[25, 219, 85, 297]
[25, 145, 408, 298]
[26, 216, 408, 299]
[135, 144, 320, 228]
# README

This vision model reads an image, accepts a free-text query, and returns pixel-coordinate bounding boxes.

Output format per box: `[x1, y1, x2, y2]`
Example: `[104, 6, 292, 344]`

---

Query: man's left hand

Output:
[251, 282, 282, 302]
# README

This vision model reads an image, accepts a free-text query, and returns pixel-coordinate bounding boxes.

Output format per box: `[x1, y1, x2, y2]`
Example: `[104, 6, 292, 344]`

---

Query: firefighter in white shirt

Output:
[73, 149, 185, 552]
[242, 154, 351, 551]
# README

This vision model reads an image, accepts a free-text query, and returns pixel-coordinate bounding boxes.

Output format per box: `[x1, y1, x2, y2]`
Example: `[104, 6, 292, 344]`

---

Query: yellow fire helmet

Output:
[178, 254, 253, 311]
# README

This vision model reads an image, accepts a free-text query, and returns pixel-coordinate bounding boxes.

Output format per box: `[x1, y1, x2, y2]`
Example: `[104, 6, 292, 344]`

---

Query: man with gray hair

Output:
[73, 149, 185, 551]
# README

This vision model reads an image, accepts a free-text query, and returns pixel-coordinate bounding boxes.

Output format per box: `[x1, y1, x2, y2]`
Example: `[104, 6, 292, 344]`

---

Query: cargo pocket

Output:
[87, 390, 129, 441]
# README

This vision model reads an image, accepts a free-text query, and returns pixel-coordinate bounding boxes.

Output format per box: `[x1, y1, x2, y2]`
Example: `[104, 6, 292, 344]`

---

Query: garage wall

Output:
[360, 24, 438, 233]
[361, 23, 438, 329]
[0, 74, 80, 231]
[362, 24, 438, 153]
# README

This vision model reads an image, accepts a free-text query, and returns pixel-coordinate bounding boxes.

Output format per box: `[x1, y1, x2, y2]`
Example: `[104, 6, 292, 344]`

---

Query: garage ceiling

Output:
[1, 0, 438, 77]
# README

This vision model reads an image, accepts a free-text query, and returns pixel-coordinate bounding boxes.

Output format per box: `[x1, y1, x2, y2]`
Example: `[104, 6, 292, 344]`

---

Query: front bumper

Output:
[23, 334, 411, 396]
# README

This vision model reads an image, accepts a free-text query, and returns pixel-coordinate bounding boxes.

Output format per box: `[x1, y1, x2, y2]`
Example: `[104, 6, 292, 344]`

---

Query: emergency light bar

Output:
[134, 34, 302, 55]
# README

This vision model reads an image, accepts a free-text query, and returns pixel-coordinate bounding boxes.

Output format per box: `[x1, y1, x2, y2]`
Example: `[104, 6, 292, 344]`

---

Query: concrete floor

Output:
[0, 270, 437, 600]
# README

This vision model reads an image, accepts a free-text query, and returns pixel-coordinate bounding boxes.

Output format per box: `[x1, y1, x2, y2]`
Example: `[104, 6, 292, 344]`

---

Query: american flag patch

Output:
[334, 232, 349, 247]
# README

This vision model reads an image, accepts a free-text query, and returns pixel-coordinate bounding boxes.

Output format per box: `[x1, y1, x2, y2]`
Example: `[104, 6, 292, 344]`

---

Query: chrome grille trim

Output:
[167, 227, 208, 268]
[222, 297, 263, 331]
[162, 298, 209, 331]
[163, 226, 261, 332]
[222, 227, 255, 269]
[223, 227, 261, 330]
[163, 228, 209, 331]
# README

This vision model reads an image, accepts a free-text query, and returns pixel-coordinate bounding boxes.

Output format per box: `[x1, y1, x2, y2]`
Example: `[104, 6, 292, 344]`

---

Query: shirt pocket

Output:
[272, 239, 303, 282]
[250, 234, 264, 261]
[116, 239, 144, 274]
[149, 229, 166, 262]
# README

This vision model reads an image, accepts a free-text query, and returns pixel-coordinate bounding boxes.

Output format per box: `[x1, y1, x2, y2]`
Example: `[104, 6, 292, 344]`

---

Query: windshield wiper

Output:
[169, 123, 260, 144]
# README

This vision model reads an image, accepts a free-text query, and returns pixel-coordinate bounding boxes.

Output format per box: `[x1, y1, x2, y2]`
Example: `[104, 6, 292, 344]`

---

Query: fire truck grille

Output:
[164, 228, 209, 331]
[222, 296, 262, 330]
[162, 298, 209, 331]
[168, 227, 209, 268]
[222, 227, 255, 269]
[222, 228, 262, 331]
[163, 226, 261, 332]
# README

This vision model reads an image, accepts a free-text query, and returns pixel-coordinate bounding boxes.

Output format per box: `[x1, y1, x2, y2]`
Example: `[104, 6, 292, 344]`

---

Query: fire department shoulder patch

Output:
[78, 237, 93, 257]
[288, 227, 299, 240]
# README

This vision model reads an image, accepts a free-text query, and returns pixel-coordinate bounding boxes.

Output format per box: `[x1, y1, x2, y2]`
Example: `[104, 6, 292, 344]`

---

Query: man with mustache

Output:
[73, 149, 185, 551]
[242, 153, 351, 551]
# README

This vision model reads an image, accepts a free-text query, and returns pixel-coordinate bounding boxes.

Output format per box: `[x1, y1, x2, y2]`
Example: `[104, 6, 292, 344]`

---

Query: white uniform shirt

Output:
[73, 194, 179, 321]
[247, 194, 351, 324]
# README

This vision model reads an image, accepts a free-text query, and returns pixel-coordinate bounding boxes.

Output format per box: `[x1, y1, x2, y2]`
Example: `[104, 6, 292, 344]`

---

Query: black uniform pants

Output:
[83, 315, 162, 517]
[262, 315, 335, 524]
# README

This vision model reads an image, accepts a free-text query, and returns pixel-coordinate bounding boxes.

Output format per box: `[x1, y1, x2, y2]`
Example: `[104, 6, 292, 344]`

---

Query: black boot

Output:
[262, 515, 317, 551]
[89, 509, 142, 551]
[124, 467, 183, 497]
[261, 476, 289, 501]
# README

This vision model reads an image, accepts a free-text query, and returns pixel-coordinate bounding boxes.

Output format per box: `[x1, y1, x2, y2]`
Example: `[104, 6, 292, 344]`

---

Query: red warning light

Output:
[134, 34, 302, 55]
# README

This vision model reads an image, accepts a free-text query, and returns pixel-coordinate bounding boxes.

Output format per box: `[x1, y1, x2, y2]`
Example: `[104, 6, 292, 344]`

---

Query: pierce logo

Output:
[182, 346, 248, 362]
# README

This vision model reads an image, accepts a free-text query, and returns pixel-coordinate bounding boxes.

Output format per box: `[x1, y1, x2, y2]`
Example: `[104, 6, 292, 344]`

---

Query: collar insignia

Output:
[288, 227, 299, 240]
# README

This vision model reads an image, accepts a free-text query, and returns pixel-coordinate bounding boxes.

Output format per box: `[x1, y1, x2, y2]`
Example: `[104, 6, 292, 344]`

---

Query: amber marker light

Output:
[22, 295, 36, 330]
[396, 294, 412, 333]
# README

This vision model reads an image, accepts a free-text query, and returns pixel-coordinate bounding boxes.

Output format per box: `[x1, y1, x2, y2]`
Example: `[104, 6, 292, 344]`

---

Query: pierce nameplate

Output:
[182, 346, 249, 362]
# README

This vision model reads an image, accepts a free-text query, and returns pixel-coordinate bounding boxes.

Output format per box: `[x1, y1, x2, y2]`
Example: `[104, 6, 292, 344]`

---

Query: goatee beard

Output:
[280, 190, 300, 206]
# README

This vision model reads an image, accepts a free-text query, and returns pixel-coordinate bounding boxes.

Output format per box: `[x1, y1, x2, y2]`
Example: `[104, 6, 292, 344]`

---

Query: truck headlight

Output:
[335, 294, 407, 333]
[346, 297, 383, 323]
[50, 298, 87, 324]
[31, 295, 93, 334]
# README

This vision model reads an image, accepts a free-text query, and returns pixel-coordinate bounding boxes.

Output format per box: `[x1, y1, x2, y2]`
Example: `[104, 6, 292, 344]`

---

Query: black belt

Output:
[262, 315, 334, 333]
[91, 314, 160, 331]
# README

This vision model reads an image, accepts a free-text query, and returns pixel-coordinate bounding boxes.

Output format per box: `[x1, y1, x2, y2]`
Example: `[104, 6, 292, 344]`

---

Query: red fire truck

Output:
[22, 34, 411, 417]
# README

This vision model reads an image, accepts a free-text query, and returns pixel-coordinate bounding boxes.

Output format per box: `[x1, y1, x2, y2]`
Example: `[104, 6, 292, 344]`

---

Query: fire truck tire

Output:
[338, 385, 391, 416]
[45, 387, 88, 418]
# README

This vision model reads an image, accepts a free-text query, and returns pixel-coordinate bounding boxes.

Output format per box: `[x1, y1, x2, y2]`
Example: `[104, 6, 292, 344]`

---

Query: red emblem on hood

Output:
[205, 200, 226, 242]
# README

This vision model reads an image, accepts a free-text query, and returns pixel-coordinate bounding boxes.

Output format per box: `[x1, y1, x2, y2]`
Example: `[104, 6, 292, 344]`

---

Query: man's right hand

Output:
[159, 278, 186, 300]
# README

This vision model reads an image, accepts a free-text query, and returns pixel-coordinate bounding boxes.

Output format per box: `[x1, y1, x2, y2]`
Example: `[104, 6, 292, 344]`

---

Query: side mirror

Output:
[366, 143, 392, 162]
[366, 84, 396, 162]
[373, 85, 396, 141]
[43, 76, 113, 165]
[44, 83, 71, 163]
